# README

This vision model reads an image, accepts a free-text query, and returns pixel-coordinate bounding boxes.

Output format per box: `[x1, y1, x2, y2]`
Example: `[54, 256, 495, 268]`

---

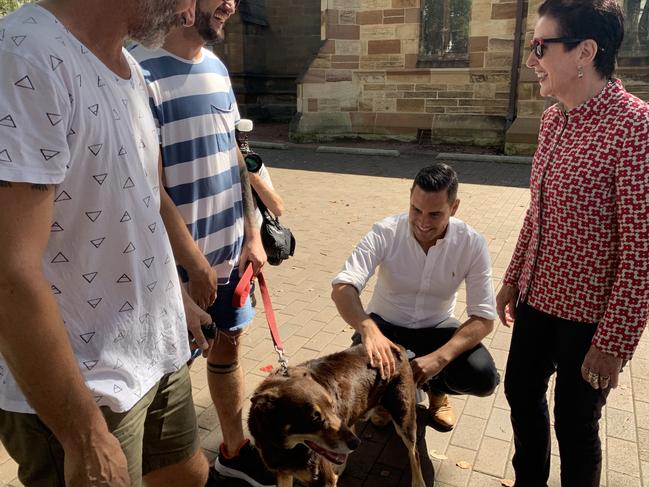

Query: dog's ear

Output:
[250, 390, 279, 410]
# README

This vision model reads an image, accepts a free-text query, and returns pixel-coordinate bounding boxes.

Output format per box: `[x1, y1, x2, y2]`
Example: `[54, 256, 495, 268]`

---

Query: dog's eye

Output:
[308, 408, 325, 427]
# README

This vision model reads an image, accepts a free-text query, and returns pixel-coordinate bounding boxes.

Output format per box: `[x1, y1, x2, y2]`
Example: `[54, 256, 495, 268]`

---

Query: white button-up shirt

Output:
[333, 214, 497, 328]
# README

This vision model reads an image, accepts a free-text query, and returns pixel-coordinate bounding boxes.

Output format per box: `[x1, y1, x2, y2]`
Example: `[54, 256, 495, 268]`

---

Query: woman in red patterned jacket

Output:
[496, 0, 649, 485]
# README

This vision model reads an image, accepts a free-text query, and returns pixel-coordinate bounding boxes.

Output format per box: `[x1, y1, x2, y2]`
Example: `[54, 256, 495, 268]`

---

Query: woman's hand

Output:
[581, 345, 623, 390]
[496, 284, 519, 327]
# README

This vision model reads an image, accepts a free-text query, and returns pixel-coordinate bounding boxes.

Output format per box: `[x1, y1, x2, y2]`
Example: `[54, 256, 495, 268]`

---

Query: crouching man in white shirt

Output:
[331, 163, 499, 431]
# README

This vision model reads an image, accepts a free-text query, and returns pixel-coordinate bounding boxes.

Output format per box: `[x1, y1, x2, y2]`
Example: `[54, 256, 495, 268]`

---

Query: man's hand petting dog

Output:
[411, 353, 449, 388]
[360, 321, 401, 379]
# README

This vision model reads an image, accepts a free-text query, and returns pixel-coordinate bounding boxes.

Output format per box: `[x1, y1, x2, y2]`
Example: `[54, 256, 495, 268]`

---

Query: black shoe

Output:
[214, 441, 275, 487]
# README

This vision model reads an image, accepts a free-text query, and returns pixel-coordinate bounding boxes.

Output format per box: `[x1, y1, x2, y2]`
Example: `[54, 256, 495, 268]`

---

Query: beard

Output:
[128, 0, 184, 49]
[194, 5, 225, 46]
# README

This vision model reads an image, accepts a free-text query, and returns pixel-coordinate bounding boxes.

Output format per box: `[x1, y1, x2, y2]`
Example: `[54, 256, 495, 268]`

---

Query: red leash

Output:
[233, 264, 288, 374]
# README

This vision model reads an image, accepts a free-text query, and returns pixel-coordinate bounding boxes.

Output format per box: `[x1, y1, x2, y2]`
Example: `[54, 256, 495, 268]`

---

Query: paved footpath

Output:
[0, 148, 647, 486]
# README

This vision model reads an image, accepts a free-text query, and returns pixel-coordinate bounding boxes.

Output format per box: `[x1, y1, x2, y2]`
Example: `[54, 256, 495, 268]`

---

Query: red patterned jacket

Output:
[503, 79, 649, 360]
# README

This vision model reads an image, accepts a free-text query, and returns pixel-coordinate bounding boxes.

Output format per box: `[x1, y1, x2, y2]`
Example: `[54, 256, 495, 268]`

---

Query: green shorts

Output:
[0, 365, 199, 487]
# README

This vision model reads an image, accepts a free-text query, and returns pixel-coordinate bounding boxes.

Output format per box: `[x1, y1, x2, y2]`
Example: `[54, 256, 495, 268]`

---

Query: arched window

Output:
[418, 0, 471, 67]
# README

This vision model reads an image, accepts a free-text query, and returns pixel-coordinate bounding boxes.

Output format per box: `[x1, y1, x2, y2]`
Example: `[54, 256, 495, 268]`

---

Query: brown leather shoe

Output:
[427, 392, 455, 431]
[369, 406, 391, 427]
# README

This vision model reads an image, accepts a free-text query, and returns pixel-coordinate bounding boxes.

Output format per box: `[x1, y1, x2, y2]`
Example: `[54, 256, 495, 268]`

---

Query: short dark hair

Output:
[538, 0, 624, 79]
[411, 163, 458, 202]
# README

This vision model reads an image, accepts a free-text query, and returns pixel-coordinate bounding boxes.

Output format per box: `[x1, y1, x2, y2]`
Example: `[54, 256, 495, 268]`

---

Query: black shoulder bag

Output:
[252, 190, 296, 266]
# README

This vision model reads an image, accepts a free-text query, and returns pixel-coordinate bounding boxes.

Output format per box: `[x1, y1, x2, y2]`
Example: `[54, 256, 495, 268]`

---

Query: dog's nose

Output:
[346, 434, 361, 451]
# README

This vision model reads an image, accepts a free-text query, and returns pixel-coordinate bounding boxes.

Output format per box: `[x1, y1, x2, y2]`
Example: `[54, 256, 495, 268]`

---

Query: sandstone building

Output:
[216, 0, 649, 154]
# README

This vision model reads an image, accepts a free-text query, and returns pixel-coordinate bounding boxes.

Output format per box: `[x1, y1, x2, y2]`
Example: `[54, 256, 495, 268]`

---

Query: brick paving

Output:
[0, 148, 647, 486]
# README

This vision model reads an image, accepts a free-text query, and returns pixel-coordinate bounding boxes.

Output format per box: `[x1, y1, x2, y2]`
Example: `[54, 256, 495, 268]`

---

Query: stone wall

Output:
[505, 0, 649, 154]
[212, 0, 649, 150]
[293, 0, 525, 145]
[294, 0, 649, 152]
[213, 1, 322, 121]
[503, 0, 543, 154]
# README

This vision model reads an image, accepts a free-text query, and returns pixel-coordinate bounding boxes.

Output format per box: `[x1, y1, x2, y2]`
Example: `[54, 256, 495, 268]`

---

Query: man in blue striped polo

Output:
[131, 1, 274, 486]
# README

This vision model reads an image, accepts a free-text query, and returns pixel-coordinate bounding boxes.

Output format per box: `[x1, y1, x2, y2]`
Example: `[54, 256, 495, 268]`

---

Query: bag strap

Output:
[232, 264, 288, 374]
[251, 187, 266, 213]
[251, 188, 279, 223]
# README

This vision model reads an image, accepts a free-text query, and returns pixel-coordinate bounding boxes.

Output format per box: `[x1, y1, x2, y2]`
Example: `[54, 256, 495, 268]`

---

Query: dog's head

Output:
[249, 369, 361, 465]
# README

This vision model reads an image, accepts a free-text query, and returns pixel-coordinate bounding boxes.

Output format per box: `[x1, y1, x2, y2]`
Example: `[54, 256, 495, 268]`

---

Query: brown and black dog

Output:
[248, 344, 426, 487]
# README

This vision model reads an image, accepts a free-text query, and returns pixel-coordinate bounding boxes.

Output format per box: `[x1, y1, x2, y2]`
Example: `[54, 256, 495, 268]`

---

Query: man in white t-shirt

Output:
[0, 1, 214, 486]
[331, 163, 499, 432]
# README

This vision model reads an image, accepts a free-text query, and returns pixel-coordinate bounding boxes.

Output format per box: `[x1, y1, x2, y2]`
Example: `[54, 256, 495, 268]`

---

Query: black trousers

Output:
[504, 302, 610, 487]
[353, 314, 499, 397]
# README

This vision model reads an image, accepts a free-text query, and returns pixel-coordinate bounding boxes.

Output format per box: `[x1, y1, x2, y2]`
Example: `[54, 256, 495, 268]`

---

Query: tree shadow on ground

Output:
[206, 407, 435, 487]
[340, 406, 435, 487]
[256, 147, 530, 190]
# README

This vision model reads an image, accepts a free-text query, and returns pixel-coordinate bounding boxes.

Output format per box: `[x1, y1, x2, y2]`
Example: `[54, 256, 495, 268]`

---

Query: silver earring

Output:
[577, 65, 584, 79]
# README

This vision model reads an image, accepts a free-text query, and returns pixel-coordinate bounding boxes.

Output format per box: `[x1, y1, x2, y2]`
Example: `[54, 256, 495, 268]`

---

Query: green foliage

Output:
[1, 0, 25, 17]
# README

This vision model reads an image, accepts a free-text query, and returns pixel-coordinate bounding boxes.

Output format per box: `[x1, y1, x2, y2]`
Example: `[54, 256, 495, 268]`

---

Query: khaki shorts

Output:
[0, 365, 199, 487]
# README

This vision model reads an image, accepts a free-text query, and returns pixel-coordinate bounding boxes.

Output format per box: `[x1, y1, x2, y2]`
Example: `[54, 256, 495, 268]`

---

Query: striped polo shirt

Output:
[131, 46, 244, 285]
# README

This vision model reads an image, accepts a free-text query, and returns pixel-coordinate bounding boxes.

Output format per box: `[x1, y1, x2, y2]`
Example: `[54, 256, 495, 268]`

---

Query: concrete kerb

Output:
[251, 139, 534, 164]
[250, 140, 401, 157]
[251, 140, 402, 157]
[316, 146, 401, 157]
[435, 152, 533, 165]
[250, 141, 289, 150]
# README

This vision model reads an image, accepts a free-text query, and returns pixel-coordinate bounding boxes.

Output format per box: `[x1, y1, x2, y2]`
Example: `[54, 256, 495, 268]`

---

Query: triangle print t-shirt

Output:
[0, 5, 189, 413]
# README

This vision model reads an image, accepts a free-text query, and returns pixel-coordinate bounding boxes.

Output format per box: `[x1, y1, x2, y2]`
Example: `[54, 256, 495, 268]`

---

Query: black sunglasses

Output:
[529, 37, 585, 59]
